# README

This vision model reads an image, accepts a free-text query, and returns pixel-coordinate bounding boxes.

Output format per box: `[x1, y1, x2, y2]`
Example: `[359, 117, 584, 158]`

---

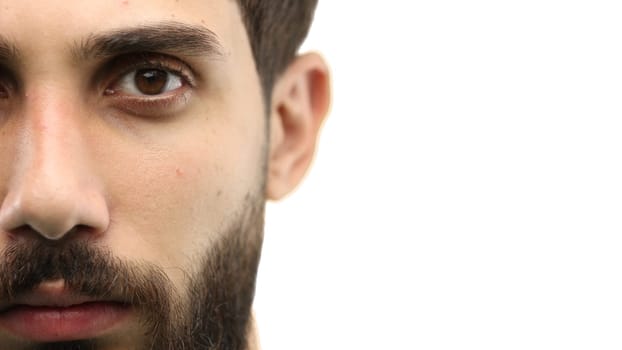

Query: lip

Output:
[0, 280, 131, 342]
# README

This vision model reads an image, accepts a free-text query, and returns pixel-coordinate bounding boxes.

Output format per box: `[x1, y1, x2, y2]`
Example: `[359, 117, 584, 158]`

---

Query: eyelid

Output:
[96, 52, 199, 118]
[100, 52, 198, 93]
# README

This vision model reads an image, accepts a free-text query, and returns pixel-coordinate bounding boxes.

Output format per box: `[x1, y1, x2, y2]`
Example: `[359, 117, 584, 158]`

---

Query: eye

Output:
[100, 54, 198, 117]
[114, 68, 184, 96]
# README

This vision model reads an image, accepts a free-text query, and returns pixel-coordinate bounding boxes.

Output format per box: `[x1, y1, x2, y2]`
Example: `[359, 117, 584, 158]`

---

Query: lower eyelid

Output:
[106, 87, 193, 118]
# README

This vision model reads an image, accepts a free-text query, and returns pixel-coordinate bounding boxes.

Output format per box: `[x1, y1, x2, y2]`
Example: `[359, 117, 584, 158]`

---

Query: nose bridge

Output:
[0, 88, 110, 240]
[27, 89, 83, 180]
[23, 90, 85, 206]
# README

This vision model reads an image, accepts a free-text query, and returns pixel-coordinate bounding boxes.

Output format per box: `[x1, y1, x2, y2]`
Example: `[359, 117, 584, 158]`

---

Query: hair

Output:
[235, 0, 319, 100]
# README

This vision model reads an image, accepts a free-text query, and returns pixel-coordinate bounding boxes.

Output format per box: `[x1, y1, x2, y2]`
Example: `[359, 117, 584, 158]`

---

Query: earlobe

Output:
[266, 53, 331, 200]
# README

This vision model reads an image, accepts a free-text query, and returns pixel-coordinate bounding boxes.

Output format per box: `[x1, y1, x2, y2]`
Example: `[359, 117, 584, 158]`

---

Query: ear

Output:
[266, 52, 331, 200]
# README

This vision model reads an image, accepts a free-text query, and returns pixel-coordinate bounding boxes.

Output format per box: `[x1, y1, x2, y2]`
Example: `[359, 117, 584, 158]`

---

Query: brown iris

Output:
[135, 69, 169, 95]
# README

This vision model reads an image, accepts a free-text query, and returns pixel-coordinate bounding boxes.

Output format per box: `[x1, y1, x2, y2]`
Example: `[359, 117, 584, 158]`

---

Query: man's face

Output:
[0, 0, 269, 348]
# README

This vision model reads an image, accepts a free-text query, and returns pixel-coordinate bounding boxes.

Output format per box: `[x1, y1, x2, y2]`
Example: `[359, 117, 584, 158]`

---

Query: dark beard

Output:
[0, 195, 264, 350]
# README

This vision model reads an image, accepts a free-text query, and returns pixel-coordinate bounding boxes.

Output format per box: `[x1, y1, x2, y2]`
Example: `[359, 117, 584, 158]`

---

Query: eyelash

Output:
[102, 53, 197, 115]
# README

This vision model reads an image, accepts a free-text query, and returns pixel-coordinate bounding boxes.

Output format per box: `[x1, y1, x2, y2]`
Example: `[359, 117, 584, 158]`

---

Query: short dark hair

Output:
[236, 1, 319, 100]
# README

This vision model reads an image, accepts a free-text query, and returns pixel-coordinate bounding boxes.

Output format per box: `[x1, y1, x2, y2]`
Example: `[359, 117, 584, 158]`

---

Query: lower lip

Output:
[0, 302, 131, 342]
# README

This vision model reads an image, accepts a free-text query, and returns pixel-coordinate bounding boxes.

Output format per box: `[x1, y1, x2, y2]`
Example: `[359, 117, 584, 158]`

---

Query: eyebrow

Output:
[73, 21, 226, 61]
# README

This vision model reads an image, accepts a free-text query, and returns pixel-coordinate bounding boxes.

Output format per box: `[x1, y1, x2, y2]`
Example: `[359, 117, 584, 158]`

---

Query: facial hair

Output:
[0, 193, 264, 350]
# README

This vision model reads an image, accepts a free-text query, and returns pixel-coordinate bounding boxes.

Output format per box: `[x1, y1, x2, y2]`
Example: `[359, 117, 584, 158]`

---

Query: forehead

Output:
[0, 0, 242, 55]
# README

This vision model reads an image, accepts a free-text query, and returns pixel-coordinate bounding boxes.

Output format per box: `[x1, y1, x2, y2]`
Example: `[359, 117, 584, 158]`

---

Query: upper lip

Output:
[0, 280, 116, 312]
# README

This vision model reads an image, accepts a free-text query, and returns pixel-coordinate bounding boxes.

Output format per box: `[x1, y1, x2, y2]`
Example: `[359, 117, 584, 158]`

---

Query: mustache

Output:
[0, 196, 264, 350]
[0, 240, 176, 337]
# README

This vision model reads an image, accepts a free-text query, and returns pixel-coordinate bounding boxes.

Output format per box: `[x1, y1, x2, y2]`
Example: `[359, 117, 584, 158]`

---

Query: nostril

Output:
[2, 225, 33, 242]
[0, 188, 109, 242]
[0, 198, 75, 241]
[3, 224, 99, 244]
[3, 225, 50, 243]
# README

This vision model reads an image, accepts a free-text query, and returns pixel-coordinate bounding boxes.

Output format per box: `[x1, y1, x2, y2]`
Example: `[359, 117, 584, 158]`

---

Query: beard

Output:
[0, 193, 265, 350]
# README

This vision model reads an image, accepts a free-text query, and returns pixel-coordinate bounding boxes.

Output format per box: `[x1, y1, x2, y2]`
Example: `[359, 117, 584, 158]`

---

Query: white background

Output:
[255, 1, 622, 349]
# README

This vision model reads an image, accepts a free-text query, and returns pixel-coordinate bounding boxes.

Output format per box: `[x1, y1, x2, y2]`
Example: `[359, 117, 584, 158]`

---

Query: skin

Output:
[0, 0, 330, 349]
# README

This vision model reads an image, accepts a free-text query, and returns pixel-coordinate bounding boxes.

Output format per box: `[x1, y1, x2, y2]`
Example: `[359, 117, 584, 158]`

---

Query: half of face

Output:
[0, 0, 330, 348]
[0, 0, 267, 348]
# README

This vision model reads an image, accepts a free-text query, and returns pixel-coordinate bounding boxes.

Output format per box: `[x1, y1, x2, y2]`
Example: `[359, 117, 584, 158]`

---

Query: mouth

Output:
[0, 280, 132, 342]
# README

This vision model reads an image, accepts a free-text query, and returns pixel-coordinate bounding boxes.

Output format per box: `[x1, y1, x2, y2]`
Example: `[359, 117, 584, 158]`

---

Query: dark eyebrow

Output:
[74, 21, 226, 61]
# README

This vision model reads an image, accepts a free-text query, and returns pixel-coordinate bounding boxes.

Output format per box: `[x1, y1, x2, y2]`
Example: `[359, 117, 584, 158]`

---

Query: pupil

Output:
[135, 69, 168, 95]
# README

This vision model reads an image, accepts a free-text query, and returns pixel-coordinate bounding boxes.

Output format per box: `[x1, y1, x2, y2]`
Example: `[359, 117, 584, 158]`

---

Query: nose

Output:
[0, 92, 109, 241]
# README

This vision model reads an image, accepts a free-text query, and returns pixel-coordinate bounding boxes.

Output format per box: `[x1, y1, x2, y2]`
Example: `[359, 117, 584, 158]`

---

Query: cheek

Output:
[98, 110, 266, 272]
